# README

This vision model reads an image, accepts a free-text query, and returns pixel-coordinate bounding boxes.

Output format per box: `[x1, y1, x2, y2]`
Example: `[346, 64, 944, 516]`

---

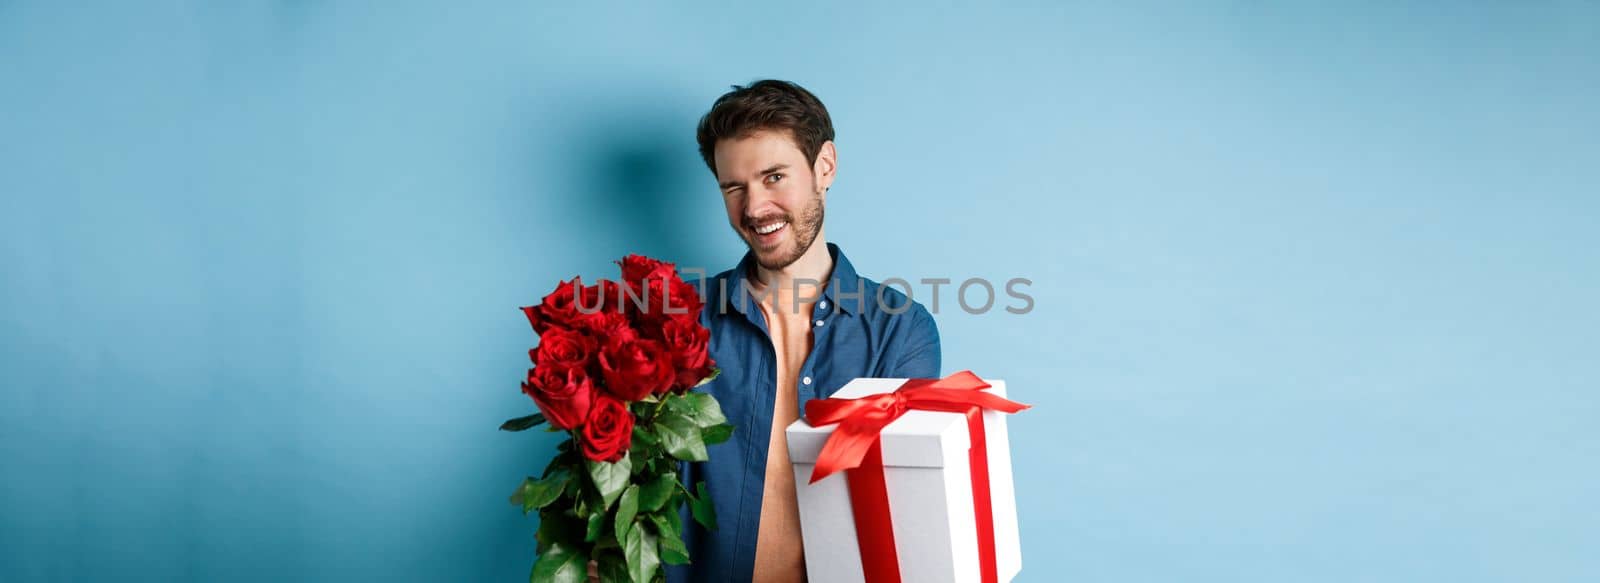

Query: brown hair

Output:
[696, 80, 835, 176]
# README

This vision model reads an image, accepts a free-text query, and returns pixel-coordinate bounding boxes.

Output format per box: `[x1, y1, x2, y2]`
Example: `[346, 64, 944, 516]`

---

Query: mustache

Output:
[742, 214, 792, 229]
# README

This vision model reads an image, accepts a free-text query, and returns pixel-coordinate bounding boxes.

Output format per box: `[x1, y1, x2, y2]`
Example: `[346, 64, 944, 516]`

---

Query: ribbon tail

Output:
[964, 407, 999, 583]
[846, 439, 902, 583]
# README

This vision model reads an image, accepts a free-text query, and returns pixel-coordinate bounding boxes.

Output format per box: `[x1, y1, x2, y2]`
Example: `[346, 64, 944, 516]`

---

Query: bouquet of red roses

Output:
[502, 255, 729, 583]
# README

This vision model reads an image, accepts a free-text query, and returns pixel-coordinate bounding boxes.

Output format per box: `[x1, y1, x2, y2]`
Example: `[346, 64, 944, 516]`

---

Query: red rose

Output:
[521, 277, 583, 334]
[634, 275, 705, 333]
[571, 279, 632, 336]
[573, 310, 633, 338]
[598, 334, 674, 401]
[531, 327, 596, 374]
[577, 279, 624, 316]
[659, 317, 712, 391]
[618, 254, 675, 286]
[521, 365, 594, 430]
[580, 394, 634, 462]
[670, 277, 705, 321]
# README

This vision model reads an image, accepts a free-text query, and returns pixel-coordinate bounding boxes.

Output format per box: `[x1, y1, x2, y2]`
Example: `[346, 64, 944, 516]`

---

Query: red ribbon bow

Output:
[803, 370, 1030, 583]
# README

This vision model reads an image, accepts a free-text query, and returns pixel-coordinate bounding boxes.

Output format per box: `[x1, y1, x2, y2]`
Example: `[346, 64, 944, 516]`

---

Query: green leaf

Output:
[582, 487, 607, 521]
[661, 500, 683, 534]
[543, 446, 576, 477]
[629, 400, 654, 419]
[529, 542, 586, 583]
[681, 392, 727, 428]
[631, 426, 660, 447]
[628, 437, 662, 476]
[701, 423, 734, 445]
[509, 481, 526, 507]
[563, 471, 584, 499]
[500, 412, 547, 432]
[638, 473, 675, 513]
[585, 511, 605, 543]
[623, 517, 660, 583]
[596, 552, 630, 583]
[518, 471, 570, 514]
[536, 509, 584, 553]
[690, 481, 717, 531]
[574, 492, 590, 519]
[693, 367, 720, 387]
[649, 512, 691, 565]
[587, 453, 632, 511]
[614, 485, 640, 543]
[656, 414, 708, 462]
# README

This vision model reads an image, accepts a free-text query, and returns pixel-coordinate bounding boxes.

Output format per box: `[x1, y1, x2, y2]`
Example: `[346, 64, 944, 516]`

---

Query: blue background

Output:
[3, 2, 1597, 581]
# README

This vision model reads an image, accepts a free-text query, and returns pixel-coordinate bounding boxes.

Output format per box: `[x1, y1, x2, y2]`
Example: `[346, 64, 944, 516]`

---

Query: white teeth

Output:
[755, 221, 787, 235]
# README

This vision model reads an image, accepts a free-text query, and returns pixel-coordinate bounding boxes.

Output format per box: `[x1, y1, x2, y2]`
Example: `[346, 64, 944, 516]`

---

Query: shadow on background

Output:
[556, 104, 729, 274]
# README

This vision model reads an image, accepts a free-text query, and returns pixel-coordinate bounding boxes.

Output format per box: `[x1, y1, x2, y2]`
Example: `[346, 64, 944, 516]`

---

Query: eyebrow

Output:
[719, 163, 790, 190]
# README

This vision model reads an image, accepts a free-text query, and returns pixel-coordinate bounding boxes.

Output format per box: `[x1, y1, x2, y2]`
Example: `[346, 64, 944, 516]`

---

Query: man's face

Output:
[714, 130, 834, 270]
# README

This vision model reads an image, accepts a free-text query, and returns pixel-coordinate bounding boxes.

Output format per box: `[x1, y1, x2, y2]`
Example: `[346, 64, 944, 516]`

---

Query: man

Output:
[667, 80, 941, 582]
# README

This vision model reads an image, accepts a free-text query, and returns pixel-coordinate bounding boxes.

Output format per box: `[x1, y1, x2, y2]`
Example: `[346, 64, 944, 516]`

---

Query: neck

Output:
[750, 233, 832, 311]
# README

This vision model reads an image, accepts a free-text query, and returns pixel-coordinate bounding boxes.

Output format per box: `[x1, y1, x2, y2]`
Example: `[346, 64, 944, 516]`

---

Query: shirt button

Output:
[802, 376, 812, 385]
[814, 319, 825, 327]
[819, 300, 828, 310]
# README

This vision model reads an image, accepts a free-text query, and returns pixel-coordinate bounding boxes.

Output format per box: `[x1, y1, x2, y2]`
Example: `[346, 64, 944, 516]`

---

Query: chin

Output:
[755, 249, 797, 270]
[746, 238, 785, 258]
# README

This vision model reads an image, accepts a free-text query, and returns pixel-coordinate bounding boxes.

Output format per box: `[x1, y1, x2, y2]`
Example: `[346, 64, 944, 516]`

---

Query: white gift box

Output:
[785, 377, 1022, 583]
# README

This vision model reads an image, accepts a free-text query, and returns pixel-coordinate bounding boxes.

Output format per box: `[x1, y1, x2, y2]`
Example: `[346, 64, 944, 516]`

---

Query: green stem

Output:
[649, 394, 670, 420]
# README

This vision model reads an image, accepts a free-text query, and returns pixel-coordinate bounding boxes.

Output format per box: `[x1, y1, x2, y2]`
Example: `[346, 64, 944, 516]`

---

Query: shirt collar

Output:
[822, 243, 862, 316]
[719, 242, 861, 318]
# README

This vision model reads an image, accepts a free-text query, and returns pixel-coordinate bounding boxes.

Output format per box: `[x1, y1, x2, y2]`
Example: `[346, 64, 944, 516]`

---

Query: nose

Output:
[742, 188, 781, 222]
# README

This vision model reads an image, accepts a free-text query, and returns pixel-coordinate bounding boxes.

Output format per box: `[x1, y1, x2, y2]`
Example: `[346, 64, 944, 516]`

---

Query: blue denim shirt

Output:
[667, 243, 941, 582]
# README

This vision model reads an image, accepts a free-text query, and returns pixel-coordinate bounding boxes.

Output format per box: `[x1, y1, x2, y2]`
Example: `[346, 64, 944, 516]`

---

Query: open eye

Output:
[764, 173, 784, 184]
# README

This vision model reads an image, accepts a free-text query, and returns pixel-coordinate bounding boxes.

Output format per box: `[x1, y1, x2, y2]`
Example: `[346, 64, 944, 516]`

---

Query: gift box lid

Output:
[786, 377, 1009, 469]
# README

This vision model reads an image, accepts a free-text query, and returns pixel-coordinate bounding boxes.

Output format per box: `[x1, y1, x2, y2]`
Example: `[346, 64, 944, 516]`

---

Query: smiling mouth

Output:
[752, 221, 788, 236]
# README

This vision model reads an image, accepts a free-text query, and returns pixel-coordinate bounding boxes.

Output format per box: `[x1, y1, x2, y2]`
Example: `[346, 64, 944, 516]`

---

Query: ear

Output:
[813, 140, 837, 197]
